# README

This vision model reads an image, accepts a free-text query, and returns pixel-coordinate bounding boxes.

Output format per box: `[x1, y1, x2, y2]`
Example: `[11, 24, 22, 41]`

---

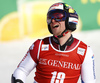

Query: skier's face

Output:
[50, 19, 66, 36]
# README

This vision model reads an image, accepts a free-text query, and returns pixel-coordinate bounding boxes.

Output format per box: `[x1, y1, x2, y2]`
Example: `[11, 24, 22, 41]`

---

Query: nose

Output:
[51, 19, 56, 23]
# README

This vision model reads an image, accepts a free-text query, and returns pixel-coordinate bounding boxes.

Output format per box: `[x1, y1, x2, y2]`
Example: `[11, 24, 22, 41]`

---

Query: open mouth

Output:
[53, 25, 59, 28]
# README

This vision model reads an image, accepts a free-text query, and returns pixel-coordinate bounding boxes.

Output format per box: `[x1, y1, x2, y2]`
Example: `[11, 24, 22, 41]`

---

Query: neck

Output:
[57, 31, 72, 46]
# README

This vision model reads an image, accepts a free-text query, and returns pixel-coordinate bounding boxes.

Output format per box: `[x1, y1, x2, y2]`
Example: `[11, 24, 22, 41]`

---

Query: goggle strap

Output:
[54, 30, 68, 38]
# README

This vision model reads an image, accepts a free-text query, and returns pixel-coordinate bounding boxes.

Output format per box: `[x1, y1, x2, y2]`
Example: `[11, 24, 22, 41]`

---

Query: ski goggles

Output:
[47, 9, 67, 24]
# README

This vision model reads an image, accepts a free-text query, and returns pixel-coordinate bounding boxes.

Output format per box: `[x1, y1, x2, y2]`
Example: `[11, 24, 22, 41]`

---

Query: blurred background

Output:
[0, 0, 100, 83]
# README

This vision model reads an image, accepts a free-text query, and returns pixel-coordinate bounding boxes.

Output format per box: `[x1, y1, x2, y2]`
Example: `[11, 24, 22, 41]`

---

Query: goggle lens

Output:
[47, 10, 67, 24]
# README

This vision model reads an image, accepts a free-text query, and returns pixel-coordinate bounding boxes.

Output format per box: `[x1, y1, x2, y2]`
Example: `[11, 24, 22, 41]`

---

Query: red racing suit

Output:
[13, 36, 96, 83]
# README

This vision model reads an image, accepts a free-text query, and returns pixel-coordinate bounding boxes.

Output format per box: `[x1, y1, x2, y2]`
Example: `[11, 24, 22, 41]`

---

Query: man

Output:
[11, 2, 96, 83]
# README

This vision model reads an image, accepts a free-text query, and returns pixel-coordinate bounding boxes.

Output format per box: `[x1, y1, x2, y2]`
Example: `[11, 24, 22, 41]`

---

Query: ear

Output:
[48, 25, 53, 34]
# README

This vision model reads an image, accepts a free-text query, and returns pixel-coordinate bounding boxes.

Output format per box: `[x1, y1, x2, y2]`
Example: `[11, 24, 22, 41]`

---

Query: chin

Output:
[53, 33, 61, 36]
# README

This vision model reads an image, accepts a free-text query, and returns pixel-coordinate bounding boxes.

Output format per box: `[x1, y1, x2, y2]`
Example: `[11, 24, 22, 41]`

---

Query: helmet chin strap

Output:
[54, 29, 68, 38]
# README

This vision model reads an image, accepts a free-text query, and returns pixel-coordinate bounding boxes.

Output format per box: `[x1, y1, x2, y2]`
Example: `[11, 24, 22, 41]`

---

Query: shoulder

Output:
[74, 38, 88, 55]
[28, 37, 51, 62]
[74, 38, 88, 48]
[75, 38, 94, 60]
[41, 36, 51, 44]
[30, 36, 51, 49]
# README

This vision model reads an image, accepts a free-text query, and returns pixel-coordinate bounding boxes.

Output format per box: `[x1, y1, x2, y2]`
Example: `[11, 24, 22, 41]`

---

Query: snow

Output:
[0, 30, 100, 83]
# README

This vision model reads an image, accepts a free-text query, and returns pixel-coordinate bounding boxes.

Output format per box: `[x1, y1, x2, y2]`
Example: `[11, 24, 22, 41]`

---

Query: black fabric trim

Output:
[11, 74, 24, 83]
[53, 35, 74, 51]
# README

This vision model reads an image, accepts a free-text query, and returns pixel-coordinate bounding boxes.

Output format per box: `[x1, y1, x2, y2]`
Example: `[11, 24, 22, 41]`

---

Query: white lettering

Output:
[58, 61, 63, 67]
[39, 58, 81, 70]
[53, 60, 58, 67]
[63, 62, 68, 68]
[39, 58, 47, 65]
[48, 59, 53, 66]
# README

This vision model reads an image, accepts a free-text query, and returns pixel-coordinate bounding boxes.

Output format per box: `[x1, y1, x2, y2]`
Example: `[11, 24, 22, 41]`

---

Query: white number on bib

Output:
[51, 71, 65, 83]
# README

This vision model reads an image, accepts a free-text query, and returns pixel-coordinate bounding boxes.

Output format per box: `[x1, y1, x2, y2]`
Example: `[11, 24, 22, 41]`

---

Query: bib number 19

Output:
[51, 71, 65, 83]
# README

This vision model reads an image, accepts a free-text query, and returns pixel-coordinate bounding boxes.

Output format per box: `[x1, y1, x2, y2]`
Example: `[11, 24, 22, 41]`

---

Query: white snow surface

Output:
[0, 30, 100, 83]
